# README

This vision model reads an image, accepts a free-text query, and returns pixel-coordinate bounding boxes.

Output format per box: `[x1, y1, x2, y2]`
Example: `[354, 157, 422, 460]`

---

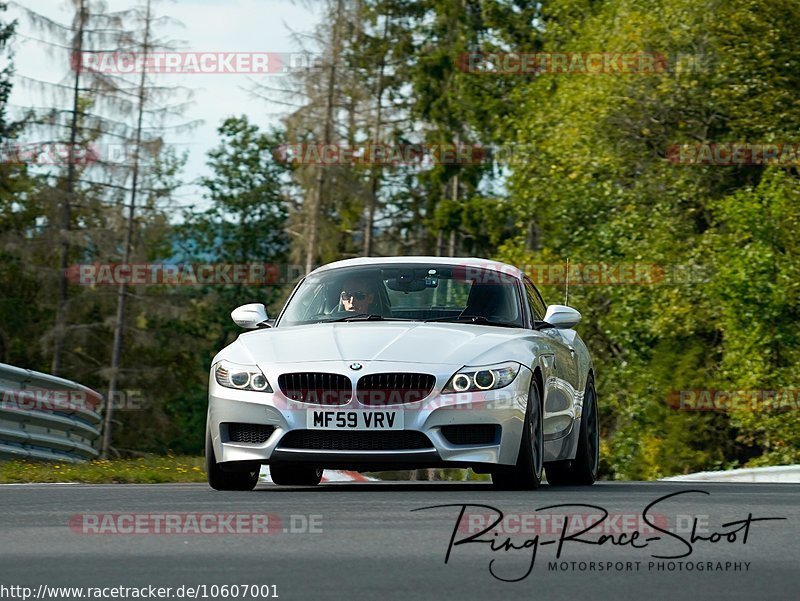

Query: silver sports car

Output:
[205, 257, 598, 490]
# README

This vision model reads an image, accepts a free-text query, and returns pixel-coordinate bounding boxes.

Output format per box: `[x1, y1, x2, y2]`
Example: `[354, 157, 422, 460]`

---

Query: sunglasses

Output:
[341, 290, 367, 301]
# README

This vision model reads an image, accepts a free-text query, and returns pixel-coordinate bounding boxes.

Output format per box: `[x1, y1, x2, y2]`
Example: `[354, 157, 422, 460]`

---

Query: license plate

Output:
[306, 410, 404, 430]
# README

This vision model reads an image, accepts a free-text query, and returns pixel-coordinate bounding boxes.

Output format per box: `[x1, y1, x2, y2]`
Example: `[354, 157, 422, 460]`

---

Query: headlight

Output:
[442, 362, 520, 394]
[214, 360, 273, 392]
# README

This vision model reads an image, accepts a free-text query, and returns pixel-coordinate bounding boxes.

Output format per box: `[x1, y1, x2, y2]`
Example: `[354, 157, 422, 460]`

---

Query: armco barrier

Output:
[0, 363, 103, 463]
[661, 465, 800, 483]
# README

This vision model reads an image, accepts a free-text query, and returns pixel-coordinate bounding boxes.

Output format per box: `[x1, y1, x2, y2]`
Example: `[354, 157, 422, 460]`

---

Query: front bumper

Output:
[207, 361, 534, 470]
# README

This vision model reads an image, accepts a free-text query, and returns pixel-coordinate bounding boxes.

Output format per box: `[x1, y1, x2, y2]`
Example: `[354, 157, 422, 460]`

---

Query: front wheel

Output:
[546, 376, 599, 486]
[492, 379, 544, 490]
[205, 430, 259, 491]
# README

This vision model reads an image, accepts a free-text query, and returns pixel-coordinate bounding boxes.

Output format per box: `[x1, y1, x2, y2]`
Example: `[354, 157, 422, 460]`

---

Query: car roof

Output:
[308, 256, 523, 280]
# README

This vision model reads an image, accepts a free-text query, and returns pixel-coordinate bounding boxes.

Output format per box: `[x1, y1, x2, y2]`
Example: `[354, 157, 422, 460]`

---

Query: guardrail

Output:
[661, 465, 800, 483]
[0, 363, 103, 463]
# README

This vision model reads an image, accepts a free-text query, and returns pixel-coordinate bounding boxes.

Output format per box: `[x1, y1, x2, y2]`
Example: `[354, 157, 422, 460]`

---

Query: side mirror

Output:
[231, 303, 270, 329]
[543, 304, 581, 329]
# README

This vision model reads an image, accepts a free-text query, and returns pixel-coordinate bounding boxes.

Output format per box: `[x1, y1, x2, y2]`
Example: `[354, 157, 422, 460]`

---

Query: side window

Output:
[524, 278, 547, 321]
[299, 284, 327, 319]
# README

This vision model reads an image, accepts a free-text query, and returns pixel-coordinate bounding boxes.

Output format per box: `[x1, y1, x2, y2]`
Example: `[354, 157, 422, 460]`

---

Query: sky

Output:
[8, 0, 321, 206]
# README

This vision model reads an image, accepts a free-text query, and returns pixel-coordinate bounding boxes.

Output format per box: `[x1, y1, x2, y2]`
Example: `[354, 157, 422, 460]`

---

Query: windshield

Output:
[278, 263, 523, 327]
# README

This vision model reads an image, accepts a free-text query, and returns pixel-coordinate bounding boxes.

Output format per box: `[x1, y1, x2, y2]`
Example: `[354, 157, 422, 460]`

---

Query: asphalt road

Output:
[1, 480, 797, 601]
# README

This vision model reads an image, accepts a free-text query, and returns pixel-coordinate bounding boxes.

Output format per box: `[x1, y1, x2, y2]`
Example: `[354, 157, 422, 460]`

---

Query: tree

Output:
[178, 115, 289, 340]
[151, 116, 291, 454]
[495, 0, 800, 477]
[0, 2, 41, 365]
[99, 0, 195, 456]
[13, 0, 137, 375]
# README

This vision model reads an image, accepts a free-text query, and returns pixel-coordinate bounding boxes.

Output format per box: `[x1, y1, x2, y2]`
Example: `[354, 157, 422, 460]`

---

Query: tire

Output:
[205, 430, 259, 491]
[269, 464, 323, 486]
[492, 378, 544, 490]
[546, 376, 599, 486]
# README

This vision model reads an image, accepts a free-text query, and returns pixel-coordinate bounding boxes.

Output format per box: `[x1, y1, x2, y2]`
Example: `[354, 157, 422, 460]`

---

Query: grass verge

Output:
[0, 460, 496, 484]
[0, 456, 207, 484]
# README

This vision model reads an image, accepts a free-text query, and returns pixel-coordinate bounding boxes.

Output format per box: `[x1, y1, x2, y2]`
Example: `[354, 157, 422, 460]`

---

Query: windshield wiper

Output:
[325, 314, 412, 323]
[423, 315, 522, 328]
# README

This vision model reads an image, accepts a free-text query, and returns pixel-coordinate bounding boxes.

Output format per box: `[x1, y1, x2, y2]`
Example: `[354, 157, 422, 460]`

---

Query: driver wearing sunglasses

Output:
[339, 277, 376, 313]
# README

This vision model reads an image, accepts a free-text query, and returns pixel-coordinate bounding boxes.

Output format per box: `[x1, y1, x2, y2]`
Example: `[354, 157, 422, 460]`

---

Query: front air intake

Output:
[441, 424, 500, 446]
[356, 373, 436, 405]
[226, 423, 275, 444]
[278, 430, 434, 451]
[277, 372, 352, 405]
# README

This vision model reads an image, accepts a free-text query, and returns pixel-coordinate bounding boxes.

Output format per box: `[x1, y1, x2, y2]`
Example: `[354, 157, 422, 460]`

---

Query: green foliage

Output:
[703, 170, 800, 463]
[149, 116, 293, 454]
[493, 0, 800, 477]
[195, 116, 289, 264]
[0, 456, 207, 484]
[3, 0, 798, 477]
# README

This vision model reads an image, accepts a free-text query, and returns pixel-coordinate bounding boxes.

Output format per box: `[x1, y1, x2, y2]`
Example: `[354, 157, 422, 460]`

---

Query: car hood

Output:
[229, 322, 535, 367]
